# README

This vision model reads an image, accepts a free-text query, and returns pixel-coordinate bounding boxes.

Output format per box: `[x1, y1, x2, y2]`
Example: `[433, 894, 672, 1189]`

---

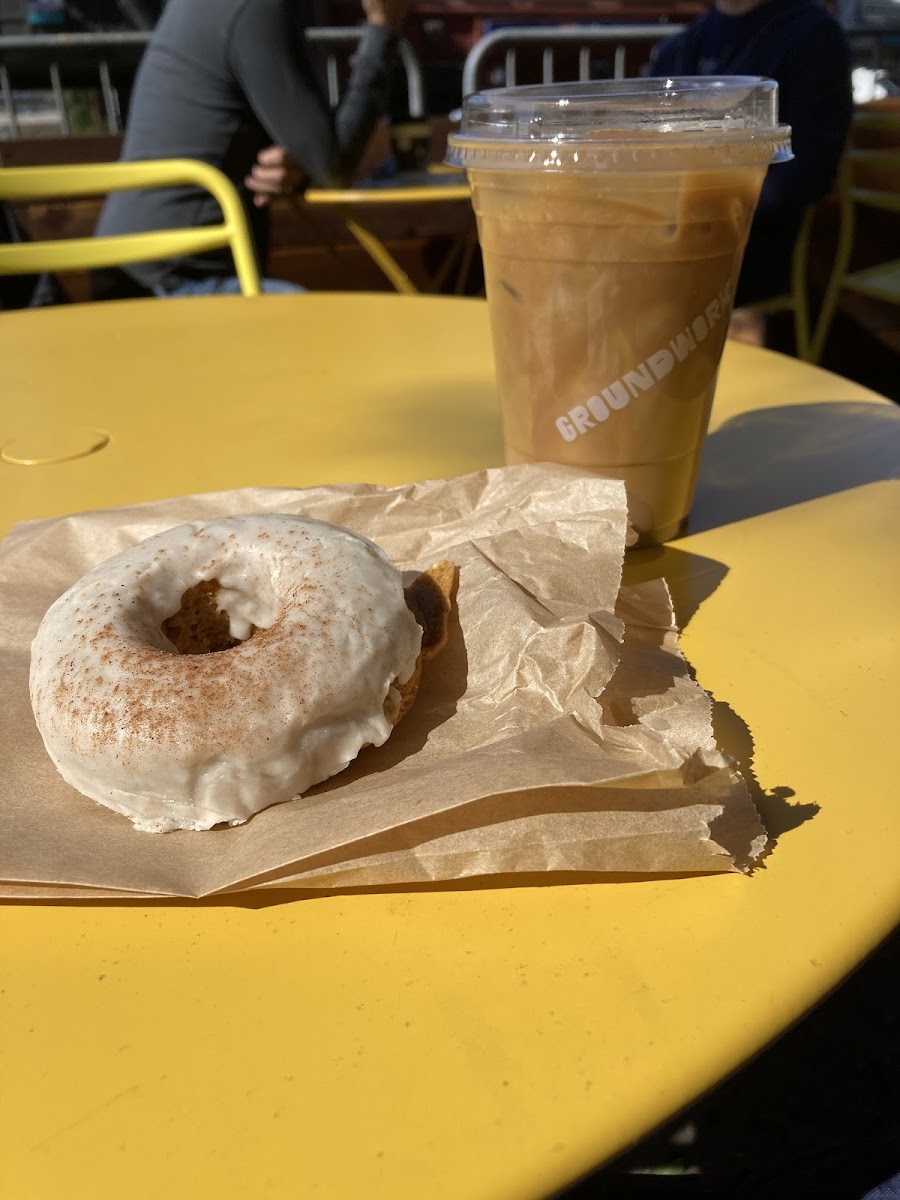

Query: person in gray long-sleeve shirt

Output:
[95, 0, 406, 296]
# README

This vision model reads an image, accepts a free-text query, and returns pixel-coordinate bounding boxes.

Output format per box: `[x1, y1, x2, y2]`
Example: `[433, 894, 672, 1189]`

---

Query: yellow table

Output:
[1, 294, 898, 1200]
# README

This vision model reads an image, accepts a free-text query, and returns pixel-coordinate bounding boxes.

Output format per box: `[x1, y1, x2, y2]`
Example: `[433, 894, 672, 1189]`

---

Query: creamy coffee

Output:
[449, 79, 791, 543]
[472, 158, 765, 540]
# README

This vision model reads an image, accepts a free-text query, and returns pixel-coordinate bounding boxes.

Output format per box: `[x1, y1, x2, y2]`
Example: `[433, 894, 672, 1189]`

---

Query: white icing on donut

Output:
[29, 514, 423, 833]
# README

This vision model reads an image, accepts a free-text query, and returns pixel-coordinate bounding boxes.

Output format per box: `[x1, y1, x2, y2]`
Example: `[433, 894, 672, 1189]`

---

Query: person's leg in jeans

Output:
[155, 276, 305, 297]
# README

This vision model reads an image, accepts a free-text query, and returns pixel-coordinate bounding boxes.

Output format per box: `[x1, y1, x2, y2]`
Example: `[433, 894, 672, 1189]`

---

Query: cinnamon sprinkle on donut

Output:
[30, 514, 432, 833]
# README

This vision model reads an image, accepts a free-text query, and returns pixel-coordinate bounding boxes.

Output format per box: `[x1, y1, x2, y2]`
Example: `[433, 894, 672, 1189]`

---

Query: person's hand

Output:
[244, 145, 304, 208]
[361, 0, 408, 29]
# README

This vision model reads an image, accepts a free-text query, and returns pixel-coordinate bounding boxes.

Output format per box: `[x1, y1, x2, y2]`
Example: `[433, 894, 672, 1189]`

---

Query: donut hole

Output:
[161, 580, 258, 655]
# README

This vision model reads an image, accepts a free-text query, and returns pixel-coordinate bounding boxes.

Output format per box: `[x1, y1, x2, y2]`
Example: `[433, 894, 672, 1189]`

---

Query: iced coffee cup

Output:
[447, 77, 791, 544]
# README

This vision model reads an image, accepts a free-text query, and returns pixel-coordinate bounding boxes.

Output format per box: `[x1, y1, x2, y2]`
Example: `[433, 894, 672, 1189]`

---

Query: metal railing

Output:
[311, 27, 425, 118]
[0, 27, 425, 138]
[461, 24, 686, 97]
[460, 22, 900, 97]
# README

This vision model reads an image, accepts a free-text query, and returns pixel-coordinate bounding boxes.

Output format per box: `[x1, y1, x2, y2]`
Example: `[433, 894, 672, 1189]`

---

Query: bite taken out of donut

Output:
[29, 514, 456, 833]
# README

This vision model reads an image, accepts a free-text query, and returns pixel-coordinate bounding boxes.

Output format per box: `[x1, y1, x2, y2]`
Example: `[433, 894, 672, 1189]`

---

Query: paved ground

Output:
[558, 930, 900, 1198]
[818, 313, 899, 405]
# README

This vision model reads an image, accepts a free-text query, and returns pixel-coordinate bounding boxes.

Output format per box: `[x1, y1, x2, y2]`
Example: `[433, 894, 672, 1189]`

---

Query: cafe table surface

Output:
[1, 294, 898, 1200]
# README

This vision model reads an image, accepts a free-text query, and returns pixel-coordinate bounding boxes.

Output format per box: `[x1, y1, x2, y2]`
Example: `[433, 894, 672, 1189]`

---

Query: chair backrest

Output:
[0, 158, 261, 295]
[808, 109, 900, 361]
[848, 148, 900, 213]
[847, 108, 900, 213]
[461, 23, 686, 97]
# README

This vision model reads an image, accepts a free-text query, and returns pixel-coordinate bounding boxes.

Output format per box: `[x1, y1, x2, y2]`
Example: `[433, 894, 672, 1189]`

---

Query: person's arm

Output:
[227, 0, 404, 187]
[755, 19, 853, 224]
[648, 31, 688, 76]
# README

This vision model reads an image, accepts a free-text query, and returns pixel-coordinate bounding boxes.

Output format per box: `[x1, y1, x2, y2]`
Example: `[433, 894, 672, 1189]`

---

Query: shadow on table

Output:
[689, 401, 900, 535]
[623, 543, 728, 631]
[623, 545, 815, 846]
[710, 700, 815, 842]
[0, 869, 725, 909]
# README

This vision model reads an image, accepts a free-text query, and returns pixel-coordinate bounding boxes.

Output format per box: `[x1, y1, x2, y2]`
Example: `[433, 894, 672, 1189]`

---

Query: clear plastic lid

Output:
[447, 76, 792, 172]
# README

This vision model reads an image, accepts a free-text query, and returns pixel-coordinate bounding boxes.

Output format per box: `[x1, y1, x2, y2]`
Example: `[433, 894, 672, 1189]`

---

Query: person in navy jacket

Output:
[651, 0, 853, 306]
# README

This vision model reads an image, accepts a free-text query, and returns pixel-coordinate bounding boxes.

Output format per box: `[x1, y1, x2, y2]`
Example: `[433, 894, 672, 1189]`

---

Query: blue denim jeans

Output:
[154, 276, 305, 297]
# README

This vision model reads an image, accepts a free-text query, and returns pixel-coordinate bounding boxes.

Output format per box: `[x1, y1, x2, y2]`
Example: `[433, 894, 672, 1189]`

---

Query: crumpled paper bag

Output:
[0, 463, 765, 899]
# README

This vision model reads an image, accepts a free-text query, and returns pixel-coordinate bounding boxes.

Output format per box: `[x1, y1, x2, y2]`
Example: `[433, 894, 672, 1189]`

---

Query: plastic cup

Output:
[447, 77, 791, 544]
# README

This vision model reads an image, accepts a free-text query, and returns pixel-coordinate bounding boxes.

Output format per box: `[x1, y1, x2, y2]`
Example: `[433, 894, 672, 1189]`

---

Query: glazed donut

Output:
[30, 514, 425, 833]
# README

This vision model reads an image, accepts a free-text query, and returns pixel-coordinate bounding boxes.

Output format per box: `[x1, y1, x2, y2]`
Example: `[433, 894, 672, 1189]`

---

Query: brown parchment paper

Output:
[0, 464, 766, 899]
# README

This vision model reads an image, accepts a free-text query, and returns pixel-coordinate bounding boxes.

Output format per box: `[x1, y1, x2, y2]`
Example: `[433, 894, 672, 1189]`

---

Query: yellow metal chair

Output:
[296, 175, 472, 296]
[810, 112, 900, 364]
[0, 159, 261, 296]
[745, 205, 816, 361]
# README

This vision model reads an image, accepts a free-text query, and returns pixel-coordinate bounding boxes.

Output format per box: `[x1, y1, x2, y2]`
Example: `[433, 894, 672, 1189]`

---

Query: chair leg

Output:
[809, 175, 855, 365]
[429, 228, 468, 293]
[792, 249, 812, 363]
[344, 216, 420, 296]
[453, 228, 478, 295]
